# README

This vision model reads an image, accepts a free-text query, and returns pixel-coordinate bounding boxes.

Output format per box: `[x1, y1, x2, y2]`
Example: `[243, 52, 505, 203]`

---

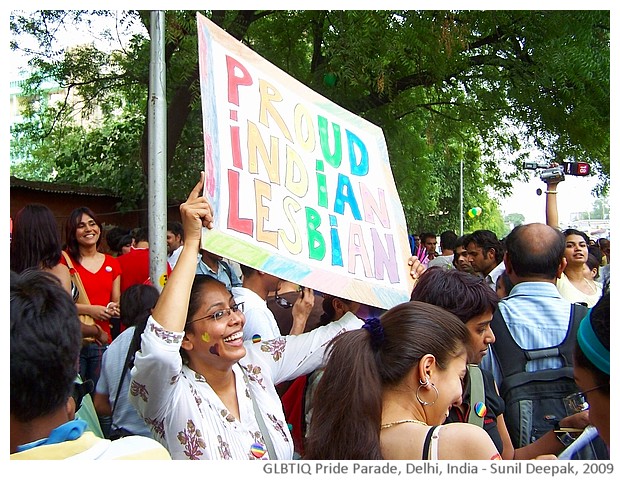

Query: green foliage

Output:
[10, 9, 610, 229]
[590, 197, 610, 220]
[505, 212, 526, 228]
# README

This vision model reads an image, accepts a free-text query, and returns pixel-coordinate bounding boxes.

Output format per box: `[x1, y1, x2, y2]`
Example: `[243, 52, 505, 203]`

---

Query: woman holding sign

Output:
[129, 173, 380, 460]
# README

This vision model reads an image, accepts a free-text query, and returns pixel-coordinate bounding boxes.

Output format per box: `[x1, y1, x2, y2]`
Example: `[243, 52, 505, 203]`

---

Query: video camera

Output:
[524, 161, 590, 184]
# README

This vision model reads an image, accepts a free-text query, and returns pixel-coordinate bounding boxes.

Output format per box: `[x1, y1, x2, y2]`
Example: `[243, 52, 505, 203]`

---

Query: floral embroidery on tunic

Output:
[130, 379, 149, 402]
[188, 379, 203, 408]
[145, 416, 166, 440]
[243, 364, 266, 390]
[177, 419, 207, 460]
[268, 413, 290, 442]
[220, 409, 236, 422]
[217, 434, 232, 459]
[150, 322, 184, 344]
[261, 337, 286, 361]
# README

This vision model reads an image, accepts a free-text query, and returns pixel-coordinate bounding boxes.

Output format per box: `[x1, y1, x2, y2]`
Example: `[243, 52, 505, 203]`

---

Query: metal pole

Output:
[148, 11, 168, 292]
[460, 157, 464, 236]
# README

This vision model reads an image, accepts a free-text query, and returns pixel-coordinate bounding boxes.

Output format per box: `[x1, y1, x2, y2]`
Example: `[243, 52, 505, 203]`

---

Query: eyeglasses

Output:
[275, 292, 294, 309]
[578, 384, 607, 398]
[187, 302, 244, 324]
[564, 384, 607, 413]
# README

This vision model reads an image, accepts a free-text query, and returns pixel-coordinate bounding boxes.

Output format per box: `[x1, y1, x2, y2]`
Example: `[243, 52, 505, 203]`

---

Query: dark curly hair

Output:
[11, 269, 81, 422]
[410, 266, 499, 323]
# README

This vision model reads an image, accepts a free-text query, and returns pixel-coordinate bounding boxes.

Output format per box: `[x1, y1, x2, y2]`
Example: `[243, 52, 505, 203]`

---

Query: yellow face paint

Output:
[201, 332, 211, 343]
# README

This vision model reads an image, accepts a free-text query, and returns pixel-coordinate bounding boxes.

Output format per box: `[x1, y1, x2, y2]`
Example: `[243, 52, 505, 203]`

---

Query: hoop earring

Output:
[416, 383, 439, 406]
[419, 376, 430, 387]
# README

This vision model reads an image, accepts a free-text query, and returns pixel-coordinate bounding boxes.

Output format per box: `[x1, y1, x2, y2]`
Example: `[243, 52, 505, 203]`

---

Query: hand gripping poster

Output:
[196, 13, 414, 309]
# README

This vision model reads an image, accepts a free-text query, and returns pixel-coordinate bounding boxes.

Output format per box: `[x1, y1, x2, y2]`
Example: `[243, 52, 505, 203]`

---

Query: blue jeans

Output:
[79, 342, 107, 389]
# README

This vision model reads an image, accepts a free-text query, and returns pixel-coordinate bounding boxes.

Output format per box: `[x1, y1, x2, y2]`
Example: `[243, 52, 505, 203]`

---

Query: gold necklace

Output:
[381, 419, 428, 429]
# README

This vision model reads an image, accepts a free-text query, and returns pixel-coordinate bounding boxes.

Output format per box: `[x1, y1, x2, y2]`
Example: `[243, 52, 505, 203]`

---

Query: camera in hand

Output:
[524, 161, 590, 184]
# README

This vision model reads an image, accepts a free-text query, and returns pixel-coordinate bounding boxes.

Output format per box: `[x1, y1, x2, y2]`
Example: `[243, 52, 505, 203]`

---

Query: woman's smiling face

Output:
[428, 352, 468, 425]
[75, 213, 100, 247]
[183, 282, 246, 369]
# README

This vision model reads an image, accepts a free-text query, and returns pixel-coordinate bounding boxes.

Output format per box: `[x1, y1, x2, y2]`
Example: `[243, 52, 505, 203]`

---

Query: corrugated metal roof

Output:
[10, 176, 119, 198]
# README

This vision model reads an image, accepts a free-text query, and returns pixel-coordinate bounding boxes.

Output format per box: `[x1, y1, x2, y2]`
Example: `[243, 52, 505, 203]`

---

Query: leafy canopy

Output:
[10, 10, 609, 233]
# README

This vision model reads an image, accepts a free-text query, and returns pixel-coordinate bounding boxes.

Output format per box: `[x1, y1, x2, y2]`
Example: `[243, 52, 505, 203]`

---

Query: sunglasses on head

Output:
[275, 291, 294, 309]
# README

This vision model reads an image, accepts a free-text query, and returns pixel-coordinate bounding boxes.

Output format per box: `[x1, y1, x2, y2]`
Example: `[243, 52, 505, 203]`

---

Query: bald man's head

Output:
[505, 223, 565, 280]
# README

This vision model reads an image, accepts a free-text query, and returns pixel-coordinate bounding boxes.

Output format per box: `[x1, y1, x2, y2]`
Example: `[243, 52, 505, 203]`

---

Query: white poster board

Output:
[197, 13, 414, 309]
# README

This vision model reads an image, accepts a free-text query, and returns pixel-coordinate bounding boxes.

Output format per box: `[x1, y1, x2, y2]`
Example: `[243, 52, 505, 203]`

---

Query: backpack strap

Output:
[490, 307, 530, 378]
[466, 364, 485, 428]
[490, 301, 587, 378]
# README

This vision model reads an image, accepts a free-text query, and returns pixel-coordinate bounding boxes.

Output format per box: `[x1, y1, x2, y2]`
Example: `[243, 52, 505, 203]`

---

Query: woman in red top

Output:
[62, 207, 122, 389]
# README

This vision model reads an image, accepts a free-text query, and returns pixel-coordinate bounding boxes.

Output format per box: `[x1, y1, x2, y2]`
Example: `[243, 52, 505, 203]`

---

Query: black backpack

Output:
[491, 301, 600, 450]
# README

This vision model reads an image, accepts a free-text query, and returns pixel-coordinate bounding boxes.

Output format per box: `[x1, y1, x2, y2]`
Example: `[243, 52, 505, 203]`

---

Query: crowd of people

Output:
[10, 173, 610, 461]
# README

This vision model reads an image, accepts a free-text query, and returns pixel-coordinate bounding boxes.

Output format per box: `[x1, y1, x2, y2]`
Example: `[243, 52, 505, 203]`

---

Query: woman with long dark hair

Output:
[545, 179, 602, 307]
[61, 206, 121, 388]
[94, 284, 160, 439]
[410, 266, 588, 459]
[10, 203, 72, 294]
[304, 300, 501, 460]
[10, 203, 106, 347]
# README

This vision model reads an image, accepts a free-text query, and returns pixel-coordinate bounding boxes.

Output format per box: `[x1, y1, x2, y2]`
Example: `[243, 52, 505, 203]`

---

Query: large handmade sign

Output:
[196, 13, 414, 309]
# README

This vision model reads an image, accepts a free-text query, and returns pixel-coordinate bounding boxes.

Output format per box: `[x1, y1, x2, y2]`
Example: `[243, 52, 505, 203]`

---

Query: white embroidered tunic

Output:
[129, 312, 362, 460]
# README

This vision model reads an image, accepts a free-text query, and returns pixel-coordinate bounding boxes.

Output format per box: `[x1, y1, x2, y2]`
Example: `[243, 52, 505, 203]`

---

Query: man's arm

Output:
[290, 287, 315, 335]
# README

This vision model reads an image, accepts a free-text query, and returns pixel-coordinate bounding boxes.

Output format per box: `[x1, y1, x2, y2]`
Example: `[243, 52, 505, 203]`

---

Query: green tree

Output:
[10, 10, 610, 224]
[505, 212, 526, 228]
[590, 197, 609, 220]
